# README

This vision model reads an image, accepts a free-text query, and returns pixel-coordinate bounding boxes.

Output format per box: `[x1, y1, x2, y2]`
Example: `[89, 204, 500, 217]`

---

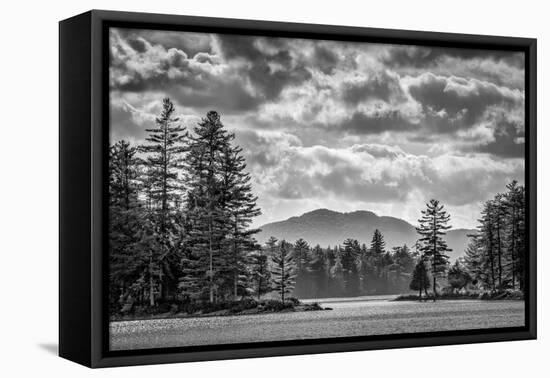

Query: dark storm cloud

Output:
[109, 30, 262, 113]
[215, 34, 312, 101]
[474, 121, 525, 158]
[338, 110, 419, 134]
[168, 79, 261, 113]
[313, 45, 339, 75]
[407, 73, 523, 132]
[341, 70, 403, 104]
[383, 45, 525, 70]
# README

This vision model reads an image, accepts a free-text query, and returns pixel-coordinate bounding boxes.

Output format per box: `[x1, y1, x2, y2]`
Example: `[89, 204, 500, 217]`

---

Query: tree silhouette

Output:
[416, 199, 451, 301]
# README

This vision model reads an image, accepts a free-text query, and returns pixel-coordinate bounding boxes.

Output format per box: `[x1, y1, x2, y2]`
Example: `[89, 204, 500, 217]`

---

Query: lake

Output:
[109, 297, 525, 350]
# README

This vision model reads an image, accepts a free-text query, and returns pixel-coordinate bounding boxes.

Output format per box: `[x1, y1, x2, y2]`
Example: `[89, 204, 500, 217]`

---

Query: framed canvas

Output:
[59, 10, 537, 368]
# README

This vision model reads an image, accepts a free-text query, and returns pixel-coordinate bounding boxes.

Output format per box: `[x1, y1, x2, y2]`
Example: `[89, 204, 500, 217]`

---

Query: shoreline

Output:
[111, 301, 329, 323]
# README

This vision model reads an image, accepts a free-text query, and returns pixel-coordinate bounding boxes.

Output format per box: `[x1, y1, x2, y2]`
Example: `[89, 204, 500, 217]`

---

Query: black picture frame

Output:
[59, 9, 537, 368]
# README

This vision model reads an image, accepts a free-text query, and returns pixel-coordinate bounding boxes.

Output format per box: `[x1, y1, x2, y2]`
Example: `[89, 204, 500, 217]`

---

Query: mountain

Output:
[257, 209, 475, 261]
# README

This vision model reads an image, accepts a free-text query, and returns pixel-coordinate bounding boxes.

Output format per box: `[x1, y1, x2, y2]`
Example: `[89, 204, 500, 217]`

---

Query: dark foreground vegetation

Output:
[109, 97, 527, 319]
[112, 297, 326, 321]
[394, 289, 524, 302]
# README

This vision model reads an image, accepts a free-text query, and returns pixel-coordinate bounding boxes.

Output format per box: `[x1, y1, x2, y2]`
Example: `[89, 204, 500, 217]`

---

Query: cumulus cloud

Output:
[109, 27, 526, 228]
[405, 72, 524, 131]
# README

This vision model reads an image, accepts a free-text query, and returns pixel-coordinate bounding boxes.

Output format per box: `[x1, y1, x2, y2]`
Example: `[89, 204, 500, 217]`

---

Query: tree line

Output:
[109, 97, 526, 313]
[409, 184, 526, 300]
[109, 98, 263, 311]
[463, 181, 526, 292]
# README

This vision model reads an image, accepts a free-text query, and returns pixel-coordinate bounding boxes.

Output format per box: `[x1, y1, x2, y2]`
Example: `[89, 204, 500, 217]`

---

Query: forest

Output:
[109, 98, 526, 317]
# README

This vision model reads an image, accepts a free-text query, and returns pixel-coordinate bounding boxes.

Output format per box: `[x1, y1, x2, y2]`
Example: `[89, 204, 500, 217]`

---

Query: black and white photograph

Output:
[107, 27, 527, 351]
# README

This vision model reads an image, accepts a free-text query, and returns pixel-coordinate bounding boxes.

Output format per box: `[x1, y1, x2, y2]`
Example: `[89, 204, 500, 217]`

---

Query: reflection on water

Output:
[110, 298, 525, 350]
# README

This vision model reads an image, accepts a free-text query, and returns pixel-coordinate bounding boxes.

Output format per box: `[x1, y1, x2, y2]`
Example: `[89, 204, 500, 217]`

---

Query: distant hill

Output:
[257, 209, 474, 261]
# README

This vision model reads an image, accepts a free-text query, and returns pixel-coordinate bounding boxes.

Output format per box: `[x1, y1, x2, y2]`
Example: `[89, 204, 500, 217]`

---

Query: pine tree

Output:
[464, 234, 488, 289]
[410, 260, 430, 300]
[504, 181, 525, 290]
[368, 229, 388, 292]
[309, 244, 328, 298]
[219, 141, 261, 299]
[463, 182, 526, 293]
[140, 98, 188, 304]
[492, 194, 508, 288]
[416, 199, 452, 300]
[184, 110, 233, 303]
[447, 259, 471, 293]
[341, 238, 361, 295]
[293, 238, 311, 297]
[358, 243, 374, 294]
[108, 140, 146, 308]
[370, 229, 386, 255]
[330, 251, 345, 295]
[389, 245, 415, 292]
[265, 236, 279, 256]
[140, 97, 188, 231]
[477, 201, 497, 291]
[109, 140, 140, 210]
[250, 249, 270, 300]
[270, 240, 297, 303]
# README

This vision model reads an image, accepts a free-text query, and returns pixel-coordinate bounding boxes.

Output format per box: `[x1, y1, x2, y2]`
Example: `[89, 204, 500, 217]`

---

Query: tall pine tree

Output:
[270, 240, 297, 303]
[184, 111, 233, 303]
[140, 98, 188, 304]
[293, 238, 311, 297]
[416, 199, 452, 300]
[219, 141, 261, 299]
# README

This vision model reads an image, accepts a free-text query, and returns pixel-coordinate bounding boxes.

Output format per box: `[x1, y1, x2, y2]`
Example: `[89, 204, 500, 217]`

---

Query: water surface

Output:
[110, 298, 525, 350]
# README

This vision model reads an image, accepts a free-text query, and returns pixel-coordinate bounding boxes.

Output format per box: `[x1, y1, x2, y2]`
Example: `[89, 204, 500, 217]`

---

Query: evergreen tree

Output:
[391, 245, 415, 275]
[293, 238, 311, 297]
[370, 229, 386, 255]
[416, 199, 452, 300]
[250, 249, 270, 300]
[265, 236, 279, 256]
[389, 245, 415, 292]
[140, 98, 188, 304]
[463, 182, 526, 293]
[330, 251, 345, 295]
[410, 260, 430, 300]
[358, 243, 374, 294]
[140, 97, 188, 230]
[492, 194, 508, 288]
[108, 140, 143, 308]
[184, 110, 233, 302]
[309, 245, 328, 298]
[504, 181, 526, 290]
[464, 234, 488, 289]
[270, 240, 297, 303]
[219, 141, 261, 299]
[477, 201, 497, 290]
[447, 259, 471, 293]
[341, 238, 361, 295]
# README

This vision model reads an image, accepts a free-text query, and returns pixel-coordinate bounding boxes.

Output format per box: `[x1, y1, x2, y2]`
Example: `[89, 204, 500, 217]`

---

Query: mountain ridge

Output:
[257, 208, 474, 261]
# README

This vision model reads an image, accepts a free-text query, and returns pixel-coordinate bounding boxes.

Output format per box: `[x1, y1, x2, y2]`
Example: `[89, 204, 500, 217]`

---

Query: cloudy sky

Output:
[109, 27, 525, 229]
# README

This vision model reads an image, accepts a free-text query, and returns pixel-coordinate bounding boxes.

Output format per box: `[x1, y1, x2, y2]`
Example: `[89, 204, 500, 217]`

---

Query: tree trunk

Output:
[209, 216, 214, 303]
[281, 256, 285, 304]
[432, 216, 437, 302]
[433, 275, 436, 302]
[496, 221, 502, 288]
[233, 218, 238, 300]
[149, 256, 155, 307]
[234, 272, 238, 300]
